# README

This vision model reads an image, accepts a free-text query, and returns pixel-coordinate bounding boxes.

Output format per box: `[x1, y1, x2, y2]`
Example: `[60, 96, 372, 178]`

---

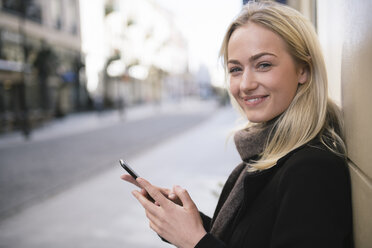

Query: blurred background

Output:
[1, 0, 372, 247]
[0, 0, 243, 247]
[0, 0, 242, 136]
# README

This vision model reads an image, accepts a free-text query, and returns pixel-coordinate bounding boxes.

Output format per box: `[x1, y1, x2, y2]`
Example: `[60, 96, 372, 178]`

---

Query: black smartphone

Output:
[119, 159, 139, 179]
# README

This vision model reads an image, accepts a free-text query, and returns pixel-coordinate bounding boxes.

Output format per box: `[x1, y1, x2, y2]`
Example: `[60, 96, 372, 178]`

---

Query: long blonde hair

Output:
[220, 1, 346, 170]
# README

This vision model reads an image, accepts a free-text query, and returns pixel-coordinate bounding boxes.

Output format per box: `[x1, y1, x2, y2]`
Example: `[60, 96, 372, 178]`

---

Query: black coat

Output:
[195, 141, 353, 248]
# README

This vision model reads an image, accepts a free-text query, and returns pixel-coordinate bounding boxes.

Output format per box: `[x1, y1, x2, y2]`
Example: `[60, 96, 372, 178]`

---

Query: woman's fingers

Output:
[159, 187, 171, 196]
[167, 189, 183, 206]
[132, 190, 160, 216]
[122, 176, 176, 204]
[120, 174, 140, 187]
[132, 181, 206, 247]
[132, 190, 167, 234]
[136, 178, 170, 207]
[173, 185, 196, 209]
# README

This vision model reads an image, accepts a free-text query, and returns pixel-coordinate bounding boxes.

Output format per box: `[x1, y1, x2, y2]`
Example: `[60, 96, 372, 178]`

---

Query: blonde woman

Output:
[121, 1, 353, 247]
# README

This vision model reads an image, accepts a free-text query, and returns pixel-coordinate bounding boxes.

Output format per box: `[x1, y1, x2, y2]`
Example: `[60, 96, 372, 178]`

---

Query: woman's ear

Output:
[297, 65, 309, 85]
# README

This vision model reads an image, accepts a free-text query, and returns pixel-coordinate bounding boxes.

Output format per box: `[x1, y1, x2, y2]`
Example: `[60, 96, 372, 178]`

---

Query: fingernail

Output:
[169, 193, 176, 199]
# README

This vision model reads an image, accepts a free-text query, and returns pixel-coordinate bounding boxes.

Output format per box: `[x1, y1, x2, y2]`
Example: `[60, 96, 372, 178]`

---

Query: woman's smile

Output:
[240, 94, 269, 107]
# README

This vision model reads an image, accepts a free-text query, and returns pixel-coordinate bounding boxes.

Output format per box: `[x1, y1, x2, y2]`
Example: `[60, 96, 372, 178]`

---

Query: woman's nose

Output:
[240, 71, 258, 92]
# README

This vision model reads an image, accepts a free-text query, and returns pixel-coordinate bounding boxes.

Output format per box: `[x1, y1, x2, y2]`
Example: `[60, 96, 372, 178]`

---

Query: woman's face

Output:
[227, 22, 307, 123]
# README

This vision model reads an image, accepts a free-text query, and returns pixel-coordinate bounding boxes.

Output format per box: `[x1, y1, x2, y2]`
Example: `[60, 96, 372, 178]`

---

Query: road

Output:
[0, 100, 217, 220]
[0, 101, 242, 248]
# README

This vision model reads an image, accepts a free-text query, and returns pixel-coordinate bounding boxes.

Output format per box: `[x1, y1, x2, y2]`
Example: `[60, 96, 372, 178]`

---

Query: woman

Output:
[121, 1, 353, 247]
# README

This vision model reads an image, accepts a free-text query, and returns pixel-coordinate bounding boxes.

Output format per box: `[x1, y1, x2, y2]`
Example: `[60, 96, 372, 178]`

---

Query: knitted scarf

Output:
[210, 123, 273, 240]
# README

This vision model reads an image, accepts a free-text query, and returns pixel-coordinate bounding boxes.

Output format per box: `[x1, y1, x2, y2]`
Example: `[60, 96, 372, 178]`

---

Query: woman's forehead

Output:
[227, 23, 287, 59]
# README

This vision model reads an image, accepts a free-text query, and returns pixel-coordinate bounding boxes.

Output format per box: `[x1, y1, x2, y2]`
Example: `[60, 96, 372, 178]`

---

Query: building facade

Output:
[0, 0, 85, 135]
[80, 0, 191, 110]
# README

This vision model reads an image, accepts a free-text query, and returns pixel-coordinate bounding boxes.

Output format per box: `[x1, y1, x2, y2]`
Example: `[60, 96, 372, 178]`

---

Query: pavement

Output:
[0, 98, 218, 149]
[0, 99, 242, 248]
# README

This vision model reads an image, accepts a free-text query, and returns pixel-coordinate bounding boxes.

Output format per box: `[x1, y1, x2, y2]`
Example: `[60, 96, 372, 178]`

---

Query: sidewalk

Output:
[0, 98, 217, 149]
[0, 105, 242, 248]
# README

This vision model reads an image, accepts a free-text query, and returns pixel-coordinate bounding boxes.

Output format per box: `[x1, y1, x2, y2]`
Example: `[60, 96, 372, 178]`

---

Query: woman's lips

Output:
[240, 95, 269, 106]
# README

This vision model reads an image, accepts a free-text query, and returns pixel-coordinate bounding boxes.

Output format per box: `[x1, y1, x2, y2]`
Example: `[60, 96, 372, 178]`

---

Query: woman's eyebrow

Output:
[227, 52, 277, 65]
[227, 59, 241, 65]
[249, 52, 277, 62]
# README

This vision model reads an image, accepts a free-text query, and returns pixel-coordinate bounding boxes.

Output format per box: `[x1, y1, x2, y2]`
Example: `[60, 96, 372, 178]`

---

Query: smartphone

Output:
[119, 159, 139, 179]
[119, 159, 155, 202]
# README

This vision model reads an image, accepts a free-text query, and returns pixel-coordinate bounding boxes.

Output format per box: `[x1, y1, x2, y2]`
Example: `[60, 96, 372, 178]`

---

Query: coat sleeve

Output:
[270, 149, 353, 248]
[195, 233, 227, 248]
[199, 212, 212, 232]
[194, 212, 228, 248]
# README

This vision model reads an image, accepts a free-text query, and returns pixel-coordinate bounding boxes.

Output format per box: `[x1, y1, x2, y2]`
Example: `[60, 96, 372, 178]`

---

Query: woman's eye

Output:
[229, 67, 241, 73]
[257, 63, 271, 70]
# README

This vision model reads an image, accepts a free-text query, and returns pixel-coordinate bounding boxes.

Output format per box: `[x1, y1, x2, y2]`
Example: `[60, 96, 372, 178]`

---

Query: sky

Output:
[153, 0, 242, 85]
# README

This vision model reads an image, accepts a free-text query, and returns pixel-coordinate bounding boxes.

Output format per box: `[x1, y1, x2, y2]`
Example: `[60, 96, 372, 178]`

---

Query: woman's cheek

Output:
[229, 79, 239, 99]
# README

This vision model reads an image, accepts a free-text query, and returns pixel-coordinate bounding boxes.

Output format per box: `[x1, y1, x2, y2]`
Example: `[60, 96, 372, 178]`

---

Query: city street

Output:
[0, 100, 216, 219]
[0, 100, 242, 247]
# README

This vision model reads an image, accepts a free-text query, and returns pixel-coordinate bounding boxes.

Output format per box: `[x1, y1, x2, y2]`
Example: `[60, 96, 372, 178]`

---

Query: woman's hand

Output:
[120, 174, 181, 205]
[132, 178, 207, 248]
